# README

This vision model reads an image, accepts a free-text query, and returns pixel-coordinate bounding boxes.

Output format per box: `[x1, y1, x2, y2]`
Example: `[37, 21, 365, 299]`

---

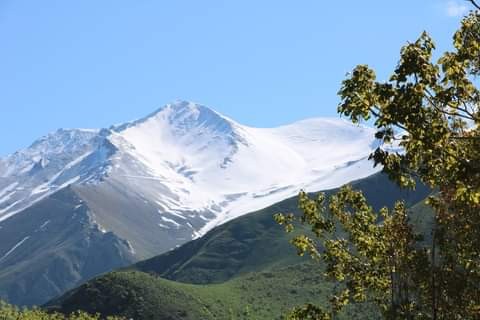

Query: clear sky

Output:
[0, 0, 472, 155]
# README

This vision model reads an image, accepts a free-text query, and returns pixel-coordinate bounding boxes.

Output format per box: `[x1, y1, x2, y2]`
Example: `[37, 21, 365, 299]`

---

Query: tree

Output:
[275, 6, 480, 320]
[0, 301, 124, 320]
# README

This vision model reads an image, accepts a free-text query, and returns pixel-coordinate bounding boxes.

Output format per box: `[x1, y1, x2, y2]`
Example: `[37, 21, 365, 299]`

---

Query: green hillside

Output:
[50, 264, 381, 320]
[47, 173, 430, 319]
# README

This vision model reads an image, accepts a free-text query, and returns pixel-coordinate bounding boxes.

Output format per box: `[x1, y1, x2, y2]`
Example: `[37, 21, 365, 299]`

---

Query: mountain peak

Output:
[114, 100, 239, 138]
[161, 101, 237, 134]
[163, 99, 206, 113]
[158, 100, 218, 121]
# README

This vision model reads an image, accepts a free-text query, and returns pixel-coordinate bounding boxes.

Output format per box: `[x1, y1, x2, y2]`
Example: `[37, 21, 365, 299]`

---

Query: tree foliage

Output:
[0, 301, 124, 320]
[276, 8, 480, 320]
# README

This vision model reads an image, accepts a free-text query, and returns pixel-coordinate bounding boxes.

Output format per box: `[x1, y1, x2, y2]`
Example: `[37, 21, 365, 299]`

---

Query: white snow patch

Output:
[96, 223, 107, 233]
[161, 216, 181, 228]
[0, 236, 30, 262]
[0, 191, 16, 204]
[0, 182, 18, 198]
[0, 200, 22, 215]
[166, 210, 187, 220]
[126, 240, 135, 254]
[39, 220, 50, 229]
[30, 151, 92, 196]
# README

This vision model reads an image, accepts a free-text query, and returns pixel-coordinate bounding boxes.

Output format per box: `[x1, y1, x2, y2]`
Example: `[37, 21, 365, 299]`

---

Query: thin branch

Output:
[461, 101, 478, 117]
[468, 0, 480, 10]
[450, 135, 480, 140]
[424, 88, 476, 120]
[458, 102, 478, 120]
[434, 104, 475, 120]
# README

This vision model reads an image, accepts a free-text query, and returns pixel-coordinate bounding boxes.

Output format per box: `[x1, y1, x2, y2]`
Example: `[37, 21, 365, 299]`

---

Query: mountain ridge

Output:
[0, 100, 380, 234]
[0, 100, 382, 306]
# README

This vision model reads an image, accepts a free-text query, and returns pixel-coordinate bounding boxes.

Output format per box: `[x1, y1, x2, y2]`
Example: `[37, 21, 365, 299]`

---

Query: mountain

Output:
[47, 173, 430, 320]
[0, 100, 381, 306]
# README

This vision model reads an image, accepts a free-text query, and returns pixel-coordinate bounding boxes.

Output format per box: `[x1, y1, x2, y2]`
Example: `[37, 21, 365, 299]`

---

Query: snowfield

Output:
[0, 101, 380, 237]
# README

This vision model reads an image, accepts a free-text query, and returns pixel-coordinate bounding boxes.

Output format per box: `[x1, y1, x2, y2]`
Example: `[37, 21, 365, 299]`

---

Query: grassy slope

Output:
[51, 265, 380, 320]
[48, 173, 430, 319]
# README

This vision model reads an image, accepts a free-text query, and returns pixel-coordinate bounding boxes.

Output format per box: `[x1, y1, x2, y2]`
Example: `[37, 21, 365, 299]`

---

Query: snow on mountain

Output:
[108, 101, 379, 236]
[0, 100, 384, 306]
[0, 128, 118, 222]
[0, 100, 380, 235]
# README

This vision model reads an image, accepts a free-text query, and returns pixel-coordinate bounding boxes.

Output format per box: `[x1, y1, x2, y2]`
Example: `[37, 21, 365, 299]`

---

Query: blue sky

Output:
[0, 0, 472, 155]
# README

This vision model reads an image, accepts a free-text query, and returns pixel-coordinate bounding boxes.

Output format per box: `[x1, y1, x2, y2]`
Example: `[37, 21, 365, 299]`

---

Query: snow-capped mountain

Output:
[0, 101, 380, 305]
[0, 128, 110, 221]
